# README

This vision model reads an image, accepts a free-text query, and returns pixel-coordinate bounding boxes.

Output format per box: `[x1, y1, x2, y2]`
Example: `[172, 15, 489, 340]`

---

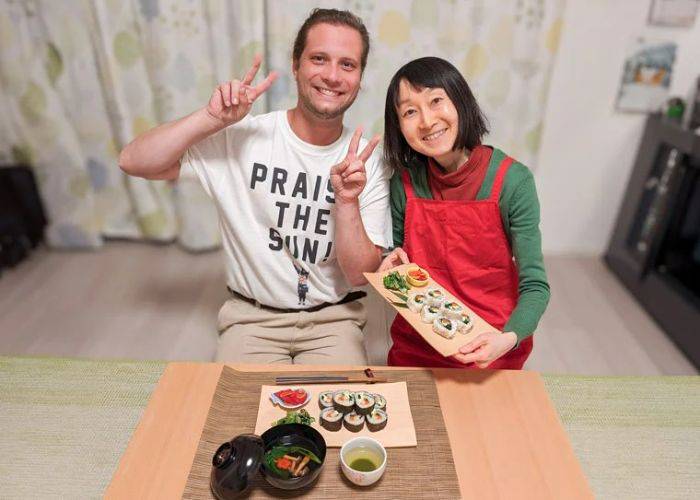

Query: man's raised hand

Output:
[206, 54, 277, 126]
[330, 127, 381, 204]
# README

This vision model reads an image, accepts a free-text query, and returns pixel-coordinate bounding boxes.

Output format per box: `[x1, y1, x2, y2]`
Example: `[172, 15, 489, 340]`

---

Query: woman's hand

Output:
[206, 54, 277, 127]
[330, 127, 380, 205]
[450, 331, 517, 368]
[378, 247, 409, 271]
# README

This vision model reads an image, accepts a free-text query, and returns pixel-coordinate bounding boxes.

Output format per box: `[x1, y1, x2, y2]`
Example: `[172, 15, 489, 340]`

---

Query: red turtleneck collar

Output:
[427, 145, 493, 201]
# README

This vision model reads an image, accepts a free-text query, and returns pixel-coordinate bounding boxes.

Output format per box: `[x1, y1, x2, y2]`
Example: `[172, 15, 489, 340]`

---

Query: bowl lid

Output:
[210, 434, 264, 499]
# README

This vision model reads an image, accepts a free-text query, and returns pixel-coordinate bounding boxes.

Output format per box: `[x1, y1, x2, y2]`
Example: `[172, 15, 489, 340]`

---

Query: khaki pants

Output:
[215, 295, 368, 365]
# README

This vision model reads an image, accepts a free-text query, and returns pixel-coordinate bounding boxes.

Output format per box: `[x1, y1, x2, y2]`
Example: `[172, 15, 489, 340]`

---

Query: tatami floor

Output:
[0, 241, 696, 375]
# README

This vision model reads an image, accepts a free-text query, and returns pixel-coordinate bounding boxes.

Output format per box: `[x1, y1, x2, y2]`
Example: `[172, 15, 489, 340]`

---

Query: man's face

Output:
[294, 23, 363, 120]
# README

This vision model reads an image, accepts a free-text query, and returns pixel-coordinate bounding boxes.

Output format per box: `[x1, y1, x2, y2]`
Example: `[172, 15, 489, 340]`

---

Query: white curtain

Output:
[0, 0, 564, 249]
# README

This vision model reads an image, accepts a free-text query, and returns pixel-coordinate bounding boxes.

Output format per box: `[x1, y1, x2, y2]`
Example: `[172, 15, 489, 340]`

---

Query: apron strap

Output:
[401, 168, 416, 199]
[488, 156, 515, 202]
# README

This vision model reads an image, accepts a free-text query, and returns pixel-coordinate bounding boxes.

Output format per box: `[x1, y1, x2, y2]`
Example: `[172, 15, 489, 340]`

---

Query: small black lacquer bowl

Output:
[260, 423, 327, 490]
[210, 424, 327, 499]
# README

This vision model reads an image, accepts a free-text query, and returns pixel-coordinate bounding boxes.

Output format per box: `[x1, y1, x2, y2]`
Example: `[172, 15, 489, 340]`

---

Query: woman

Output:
[380, 57, 550, 369]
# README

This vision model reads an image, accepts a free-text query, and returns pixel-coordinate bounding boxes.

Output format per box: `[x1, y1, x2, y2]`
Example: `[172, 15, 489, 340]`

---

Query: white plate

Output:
[269, 388, 311, 409]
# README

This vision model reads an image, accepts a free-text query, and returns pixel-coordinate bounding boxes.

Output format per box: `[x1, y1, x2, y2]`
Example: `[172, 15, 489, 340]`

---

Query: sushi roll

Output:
[333, 390, 355, 414]
[433, 317, 456, 339]
[320, 407, 343, 431]
[372, 393, 387, 411]
[318, 390, 334, 410]
[353, 391, 375, 415]
[343, 411, 365, 432]
[457, 312, 474, 334]
[407, 292, 427, 313]
[441, 301, 464, 320]
[425, 288, 445, 307]
[420, 305, 441, 324]
[366, 408, 388, 432]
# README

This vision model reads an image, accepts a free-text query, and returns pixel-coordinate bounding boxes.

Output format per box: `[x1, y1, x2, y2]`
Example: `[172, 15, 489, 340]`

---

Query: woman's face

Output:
[396, 79, 460, 165]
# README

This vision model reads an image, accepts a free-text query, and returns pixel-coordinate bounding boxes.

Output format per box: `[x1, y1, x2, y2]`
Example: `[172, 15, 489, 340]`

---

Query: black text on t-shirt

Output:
[251, 162, 335, 265]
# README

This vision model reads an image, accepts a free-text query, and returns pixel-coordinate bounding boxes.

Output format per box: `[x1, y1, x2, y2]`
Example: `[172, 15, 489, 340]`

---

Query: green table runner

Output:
[0, 357, 163, 499]
[1, 356, 698, 499]
[543, 375, 699, 500]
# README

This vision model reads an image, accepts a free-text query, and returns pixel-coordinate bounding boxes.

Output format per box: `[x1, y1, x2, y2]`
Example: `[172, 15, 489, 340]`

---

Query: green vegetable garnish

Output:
[383, 271, 411, 293]
[264, 446, 291, 478]
[272, 409, 315, 427]
[263, 445, 322, 478]
[389, 290, 409, 302]
[286, 446, 321, 463]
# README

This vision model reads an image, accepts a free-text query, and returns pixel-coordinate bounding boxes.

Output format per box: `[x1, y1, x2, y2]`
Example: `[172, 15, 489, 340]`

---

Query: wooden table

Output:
[106, 363, 592, 499]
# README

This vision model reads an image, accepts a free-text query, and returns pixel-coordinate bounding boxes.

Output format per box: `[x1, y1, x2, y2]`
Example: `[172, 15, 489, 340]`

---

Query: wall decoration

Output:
[648, 0, 699, 27]
[615, 38, 678, 113]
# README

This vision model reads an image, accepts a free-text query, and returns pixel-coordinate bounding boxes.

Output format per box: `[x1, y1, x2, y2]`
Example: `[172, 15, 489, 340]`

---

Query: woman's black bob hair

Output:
[383, 57, 489, 172]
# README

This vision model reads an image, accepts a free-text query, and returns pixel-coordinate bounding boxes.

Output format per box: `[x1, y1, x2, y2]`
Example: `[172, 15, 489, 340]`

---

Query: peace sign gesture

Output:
[206, 54, 278, 126]
[330, 127, 381, 204]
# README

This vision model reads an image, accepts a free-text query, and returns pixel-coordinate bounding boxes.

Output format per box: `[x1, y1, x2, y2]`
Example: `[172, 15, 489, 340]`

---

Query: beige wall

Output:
[536, 0, 700, 255]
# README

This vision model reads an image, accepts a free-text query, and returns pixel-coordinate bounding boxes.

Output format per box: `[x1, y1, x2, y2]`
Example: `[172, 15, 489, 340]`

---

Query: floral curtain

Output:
[0, 0, 564, 249]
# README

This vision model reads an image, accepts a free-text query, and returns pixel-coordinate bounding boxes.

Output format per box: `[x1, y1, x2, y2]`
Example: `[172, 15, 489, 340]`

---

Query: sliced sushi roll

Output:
[372, 393, 387, 412]
[318, 390, 334, 410]
[420, 305, 441, 324]
[320, 407, 343, 431]
[353, 391, 375, 415]
[333, 390, 355, 414]
[457, 312, 474, 334]
[366, 408, 388, 432]
[433, 316, 456, 339]
[407, 292, 427, 313]
[343, 411, 365, 432]
[425, 288, 445, 307]
[441, 300, 464, 320]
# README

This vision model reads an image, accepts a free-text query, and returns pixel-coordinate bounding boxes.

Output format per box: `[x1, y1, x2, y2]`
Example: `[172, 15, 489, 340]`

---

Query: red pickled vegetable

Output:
[274, 388, 308, 405]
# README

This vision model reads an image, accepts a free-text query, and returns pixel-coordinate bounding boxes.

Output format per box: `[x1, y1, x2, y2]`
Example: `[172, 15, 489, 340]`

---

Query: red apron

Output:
[387, 155, 533, 369]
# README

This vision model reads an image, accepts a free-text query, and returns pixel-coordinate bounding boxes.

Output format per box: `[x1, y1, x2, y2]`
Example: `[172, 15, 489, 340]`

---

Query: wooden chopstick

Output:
[274, 377, 387, 385]
[276, 376, 348, 381]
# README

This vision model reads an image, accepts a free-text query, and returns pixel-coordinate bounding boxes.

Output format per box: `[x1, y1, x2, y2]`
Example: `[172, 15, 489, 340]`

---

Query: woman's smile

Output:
[422, 128, 449, 142]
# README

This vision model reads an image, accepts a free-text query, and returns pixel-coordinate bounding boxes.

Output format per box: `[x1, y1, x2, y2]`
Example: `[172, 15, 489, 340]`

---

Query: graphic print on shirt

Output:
[293, 262, 310, 305]
[259, 151, 338, 304]
[251, 162, 336, 269]
[271, 227, 315, 303]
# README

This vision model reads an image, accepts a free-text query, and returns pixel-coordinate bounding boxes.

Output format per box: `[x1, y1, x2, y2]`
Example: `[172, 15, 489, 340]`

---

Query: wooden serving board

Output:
[364, 263, 497, 356]
[254, 382, 417, 447]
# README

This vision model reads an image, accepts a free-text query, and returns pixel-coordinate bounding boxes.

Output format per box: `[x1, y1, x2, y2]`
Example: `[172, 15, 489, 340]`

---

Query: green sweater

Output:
[390, 148, 550, 344]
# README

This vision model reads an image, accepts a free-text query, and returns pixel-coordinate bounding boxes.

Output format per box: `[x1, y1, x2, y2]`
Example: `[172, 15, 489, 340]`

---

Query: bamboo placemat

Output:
[183, 367, 460, 499]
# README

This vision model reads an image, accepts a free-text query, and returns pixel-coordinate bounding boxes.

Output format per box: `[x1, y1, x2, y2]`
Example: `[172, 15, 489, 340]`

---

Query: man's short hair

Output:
[292, 8, 370, 71]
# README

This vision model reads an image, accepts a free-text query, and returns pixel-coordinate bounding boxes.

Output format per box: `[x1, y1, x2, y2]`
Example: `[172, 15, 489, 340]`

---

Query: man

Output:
[119, 9, 391, 365]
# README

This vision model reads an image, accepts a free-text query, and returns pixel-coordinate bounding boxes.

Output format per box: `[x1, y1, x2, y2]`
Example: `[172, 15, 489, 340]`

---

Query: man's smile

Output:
[314, 86, 343, 97]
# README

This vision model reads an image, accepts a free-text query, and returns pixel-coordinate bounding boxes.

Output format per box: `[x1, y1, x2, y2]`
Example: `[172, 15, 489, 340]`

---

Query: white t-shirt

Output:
[181, 110, 392, 308]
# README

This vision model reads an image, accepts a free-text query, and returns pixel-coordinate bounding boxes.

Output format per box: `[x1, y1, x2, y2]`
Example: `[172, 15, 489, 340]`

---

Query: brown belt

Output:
[226, 287, 367, 314]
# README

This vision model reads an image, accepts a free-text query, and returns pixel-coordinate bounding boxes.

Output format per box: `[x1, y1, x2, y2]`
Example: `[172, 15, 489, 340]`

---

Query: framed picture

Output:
[615, 38, 678, 113]
[648, 0, 699, 27]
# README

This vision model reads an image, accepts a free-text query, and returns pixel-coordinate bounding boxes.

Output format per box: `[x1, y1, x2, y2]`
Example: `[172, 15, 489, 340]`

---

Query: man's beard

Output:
[297, 85, 356, 120]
